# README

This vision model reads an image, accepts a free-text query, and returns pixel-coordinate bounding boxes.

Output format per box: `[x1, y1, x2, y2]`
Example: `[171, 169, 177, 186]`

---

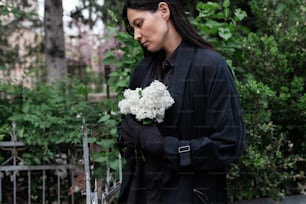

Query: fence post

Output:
[82, 118, 92, 204]
[82, 117, 98, 204]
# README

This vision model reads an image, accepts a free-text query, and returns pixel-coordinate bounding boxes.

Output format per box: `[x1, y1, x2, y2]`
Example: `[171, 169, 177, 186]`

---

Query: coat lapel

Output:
[168, 46, 195, 125]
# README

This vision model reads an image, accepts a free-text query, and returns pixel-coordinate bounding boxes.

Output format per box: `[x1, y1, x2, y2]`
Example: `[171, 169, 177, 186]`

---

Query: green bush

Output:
[191, 0, 248, 69]
[227, 0, 306, 200]
[0, 79, 103, 164]
[228, 79, 305, 201]
[241, 0, 306, 144]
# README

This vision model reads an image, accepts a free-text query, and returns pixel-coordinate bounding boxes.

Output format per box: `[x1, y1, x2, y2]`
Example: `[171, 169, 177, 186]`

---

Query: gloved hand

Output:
[117, 118, 136, 148]
[118, 115, 164, 156]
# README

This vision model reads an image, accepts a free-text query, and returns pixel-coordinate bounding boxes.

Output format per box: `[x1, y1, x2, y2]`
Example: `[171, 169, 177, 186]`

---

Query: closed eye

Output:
[133, 20, 143, 29]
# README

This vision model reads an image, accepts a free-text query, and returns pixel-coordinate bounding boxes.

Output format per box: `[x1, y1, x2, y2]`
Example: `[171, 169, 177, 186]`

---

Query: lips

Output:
[141, 41, 148, 47]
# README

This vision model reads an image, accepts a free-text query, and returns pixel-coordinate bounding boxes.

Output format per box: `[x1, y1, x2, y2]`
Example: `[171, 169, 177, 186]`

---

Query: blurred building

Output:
[0, 0, 43, 87]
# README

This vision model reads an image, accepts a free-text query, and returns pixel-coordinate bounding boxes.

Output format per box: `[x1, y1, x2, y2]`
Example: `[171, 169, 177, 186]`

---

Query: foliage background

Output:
[0, 0, 305, 202]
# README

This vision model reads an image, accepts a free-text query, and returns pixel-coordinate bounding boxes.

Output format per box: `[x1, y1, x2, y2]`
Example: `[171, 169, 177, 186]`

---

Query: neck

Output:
[164, 23, 182, 57]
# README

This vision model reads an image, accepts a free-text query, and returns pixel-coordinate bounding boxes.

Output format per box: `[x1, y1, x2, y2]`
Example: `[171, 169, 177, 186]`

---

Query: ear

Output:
[157, 2, 170, 20]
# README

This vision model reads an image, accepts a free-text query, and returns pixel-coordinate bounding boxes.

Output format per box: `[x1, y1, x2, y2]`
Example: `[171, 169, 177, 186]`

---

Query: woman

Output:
[117, 0, 245, 203]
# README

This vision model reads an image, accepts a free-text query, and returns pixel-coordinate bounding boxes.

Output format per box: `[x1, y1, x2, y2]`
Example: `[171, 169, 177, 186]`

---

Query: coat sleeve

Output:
[163, 58, 246, 170]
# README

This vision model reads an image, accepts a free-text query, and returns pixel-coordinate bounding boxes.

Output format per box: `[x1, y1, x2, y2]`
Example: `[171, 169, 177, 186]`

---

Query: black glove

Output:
[119, 115, 164, 156]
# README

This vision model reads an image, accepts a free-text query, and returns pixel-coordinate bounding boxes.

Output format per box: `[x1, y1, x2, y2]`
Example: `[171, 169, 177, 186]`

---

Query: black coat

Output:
[118, 43, 245, 204]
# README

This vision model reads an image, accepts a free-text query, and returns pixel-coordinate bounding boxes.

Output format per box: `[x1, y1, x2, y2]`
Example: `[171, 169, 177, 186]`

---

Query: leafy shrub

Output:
[242, 0, 306, 145]
[0, 79, 103, 164]
[227, 0, 306, 200]
[228, 79, 305, 201]
[191, 0, 248, 67]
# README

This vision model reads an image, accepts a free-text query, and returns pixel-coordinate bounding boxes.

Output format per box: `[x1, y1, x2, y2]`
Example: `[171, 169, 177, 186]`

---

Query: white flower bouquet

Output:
[118, 80, 175, 124]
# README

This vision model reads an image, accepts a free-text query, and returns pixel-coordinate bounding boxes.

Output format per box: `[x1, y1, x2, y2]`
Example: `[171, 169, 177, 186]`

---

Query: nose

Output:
[134, 29, 141, 41]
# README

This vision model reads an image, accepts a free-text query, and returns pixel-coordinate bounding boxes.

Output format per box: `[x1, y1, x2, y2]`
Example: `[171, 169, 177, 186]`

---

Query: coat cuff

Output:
[164, 137, 191, 168]
[178, 143, 191, 167]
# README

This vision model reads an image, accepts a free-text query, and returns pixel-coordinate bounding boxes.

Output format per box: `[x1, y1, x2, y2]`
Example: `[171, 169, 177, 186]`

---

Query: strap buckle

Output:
[178, 145, 190, 153]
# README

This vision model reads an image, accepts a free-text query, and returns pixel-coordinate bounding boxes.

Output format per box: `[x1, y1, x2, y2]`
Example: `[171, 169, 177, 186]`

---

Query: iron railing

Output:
[0, 120, 122, 204]
[0, 122, 77, 204]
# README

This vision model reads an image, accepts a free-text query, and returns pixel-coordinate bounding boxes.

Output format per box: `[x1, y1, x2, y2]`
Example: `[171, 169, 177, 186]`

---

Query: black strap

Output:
[178, 145, 191, 167]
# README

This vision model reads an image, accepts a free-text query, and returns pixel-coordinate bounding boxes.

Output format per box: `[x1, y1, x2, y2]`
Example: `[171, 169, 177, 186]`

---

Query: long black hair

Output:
[122, 0, 213, 56]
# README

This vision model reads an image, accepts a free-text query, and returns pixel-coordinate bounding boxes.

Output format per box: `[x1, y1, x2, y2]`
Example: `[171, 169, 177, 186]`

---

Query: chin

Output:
[146, 47, 160, 53]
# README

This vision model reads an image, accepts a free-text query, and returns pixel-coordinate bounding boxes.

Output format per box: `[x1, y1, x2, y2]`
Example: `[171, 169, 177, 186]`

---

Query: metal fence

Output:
[0, 121, 122, 204]
[81, 118, 122, 204]
[0, 123, 79, 204]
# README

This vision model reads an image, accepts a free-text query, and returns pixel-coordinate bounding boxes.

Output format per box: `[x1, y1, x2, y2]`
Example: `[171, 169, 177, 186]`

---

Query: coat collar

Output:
[139, 43, 195, 125]
[168, 43, 195, 125]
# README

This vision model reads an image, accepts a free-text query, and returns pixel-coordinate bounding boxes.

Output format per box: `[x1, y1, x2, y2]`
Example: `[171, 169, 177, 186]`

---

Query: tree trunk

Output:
[44, 0, 67, 84]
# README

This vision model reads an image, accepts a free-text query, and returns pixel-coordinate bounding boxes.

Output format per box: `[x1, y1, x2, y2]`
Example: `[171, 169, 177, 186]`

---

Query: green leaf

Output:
[223, 0, 230, 8]
[116, 79, 129, 88]
[91, 155, 108, 163]
[87, 137, 97, 143]
[104, 50, 114, 59]
[107, 9, 118, 22]
[110, 128, 117, 136]
[22, 102, 30, 113]
[103, 57, 116, 66]
[142, 118, 154, 125]
[17, 127, 24, 137]
[234, 9, 247, 21]
[109, 159, 119, 171]
[97, 139, 115, 149]
[224, 8, 229, 19]
[218, 27, 232, 40]
[275, 3, 286, 17]
[98, 114, 110, 123]
[104, 119, 117, 128]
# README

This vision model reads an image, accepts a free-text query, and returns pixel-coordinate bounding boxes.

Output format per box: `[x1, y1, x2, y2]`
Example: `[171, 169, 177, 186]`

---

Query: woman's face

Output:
[127, 5, 170, 53]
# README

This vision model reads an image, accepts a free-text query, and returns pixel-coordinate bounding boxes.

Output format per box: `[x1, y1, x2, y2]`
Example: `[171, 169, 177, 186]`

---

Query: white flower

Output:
[118, 80, 175, 123]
